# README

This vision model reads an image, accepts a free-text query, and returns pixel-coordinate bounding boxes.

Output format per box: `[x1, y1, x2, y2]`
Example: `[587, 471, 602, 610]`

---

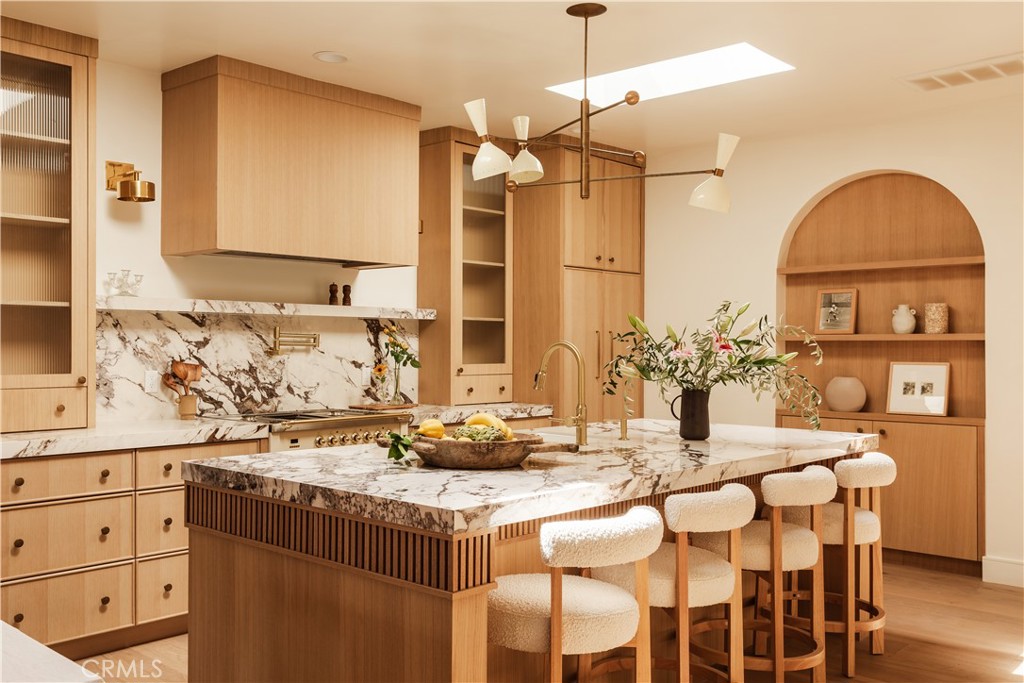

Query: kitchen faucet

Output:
[534, 340, 587, 447]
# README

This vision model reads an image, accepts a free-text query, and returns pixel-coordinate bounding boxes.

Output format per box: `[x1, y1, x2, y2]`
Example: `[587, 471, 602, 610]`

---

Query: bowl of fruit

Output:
[385, 413, 578, 469]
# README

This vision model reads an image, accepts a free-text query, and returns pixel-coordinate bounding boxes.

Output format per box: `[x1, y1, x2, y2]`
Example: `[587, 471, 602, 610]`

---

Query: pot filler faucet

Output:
[534, 340, 588, 447]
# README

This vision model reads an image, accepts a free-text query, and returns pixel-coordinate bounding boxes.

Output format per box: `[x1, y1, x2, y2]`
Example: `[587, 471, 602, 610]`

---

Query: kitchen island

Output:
[181, 420, 876, 682]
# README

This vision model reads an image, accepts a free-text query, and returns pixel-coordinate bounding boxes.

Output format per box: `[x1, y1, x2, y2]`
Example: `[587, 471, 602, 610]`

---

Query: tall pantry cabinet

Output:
[512, 141, 645, 421]
[0, 18, 97, 432]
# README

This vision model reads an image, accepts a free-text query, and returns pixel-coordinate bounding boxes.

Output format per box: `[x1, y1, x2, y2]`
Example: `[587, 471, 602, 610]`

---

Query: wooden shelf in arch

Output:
[1, 213, 70, 228]
[462, 259, 505, 268]
[463, 205, 505, 216]
[777, 409, 985, 427]
[1, 300, 71, 308]
[463, 316, 504, 323]
[785, 333, 984, 342]
[778, 255, 984, 275]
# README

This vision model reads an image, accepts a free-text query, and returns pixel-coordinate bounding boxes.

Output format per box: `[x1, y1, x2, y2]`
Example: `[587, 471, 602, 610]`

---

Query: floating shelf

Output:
[778, 409, 985, 427]
[463, 316, 504, 323]
[1, 213, 71, 228]
[463, 205, 505, 216]
[778, 255, 984, 275]
[1, 300, 71, 308]
[462, 259, 505, 268]
[0, 129, 71, 146]
[96, 296, 436, 321]
[786, 333, 984, 342]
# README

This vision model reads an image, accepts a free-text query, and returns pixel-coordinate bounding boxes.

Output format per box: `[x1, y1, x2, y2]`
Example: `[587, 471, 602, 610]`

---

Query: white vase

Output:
[825, 376, 867, 412]
[891, 304, 917, 334]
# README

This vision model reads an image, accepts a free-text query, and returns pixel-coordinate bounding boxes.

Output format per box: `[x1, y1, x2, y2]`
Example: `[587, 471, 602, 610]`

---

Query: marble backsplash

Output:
[96, 311, 418, 421]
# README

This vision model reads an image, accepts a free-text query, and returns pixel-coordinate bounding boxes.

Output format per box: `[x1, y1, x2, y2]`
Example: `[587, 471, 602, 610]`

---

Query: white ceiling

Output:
[4, 1, 1022, 155]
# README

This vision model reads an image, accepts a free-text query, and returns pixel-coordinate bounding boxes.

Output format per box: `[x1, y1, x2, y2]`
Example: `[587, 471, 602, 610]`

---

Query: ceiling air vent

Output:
[903, 52, 1023, 91]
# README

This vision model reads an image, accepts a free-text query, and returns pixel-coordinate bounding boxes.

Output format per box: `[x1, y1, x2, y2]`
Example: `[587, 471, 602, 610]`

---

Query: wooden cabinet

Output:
[136, 440, 259, 490]
[777, 172, 985, 563]
[161, 56, 420, 267]
[136, 552, 188, 624]
[0, 19, 97, 432]
[512, 140, 644, 421]
[2, 450, 132, 505]
[136, 489, 187, 557]
[418, 128, 513, 405]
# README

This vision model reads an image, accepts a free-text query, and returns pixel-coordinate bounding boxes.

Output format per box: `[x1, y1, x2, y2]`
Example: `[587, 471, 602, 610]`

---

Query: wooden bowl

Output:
[402, 433, 578, 469]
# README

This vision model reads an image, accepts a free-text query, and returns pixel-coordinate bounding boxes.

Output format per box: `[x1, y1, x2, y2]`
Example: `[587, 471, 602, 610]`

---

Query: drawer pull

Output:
[595, 255, 602, 261]
[856, 427, 864, 433]
[608, 256, 616, 263]
[13, 538, 24, 549]
[56, 404, 66, 413]
[163, 463, 173, 472]
[456, 367, 464, 375]
[77, 376, 87, 385]
[13, 613, 24, 623]
[499, 385, 506, 392]
[163, 517, 173, 527]
[467, 387, 474, 394]
[100, 469, 111, 479]
[100, 526, 111, 536]
[878, 428, 887, 436]
[164, 583, 174, 592]
[13, 477, 24, 487]
[100, 596, 110, 606]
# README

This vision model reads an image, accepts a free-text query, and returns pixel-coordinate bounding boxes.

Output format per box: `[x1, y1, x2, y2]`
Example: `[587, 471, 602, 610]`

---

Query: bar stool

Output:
[694, 465, 837, 683]
[778, 452, 896, 678]
[590, 483, 756, 682]
[487, 506, 664, 682]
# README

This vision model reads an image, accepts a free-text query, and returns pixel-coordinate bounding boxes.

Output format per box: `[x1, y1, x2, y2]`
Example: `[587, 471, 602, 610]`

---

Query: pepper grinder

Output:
[328, 283, 339, 306]
[342, 284, 352, 306]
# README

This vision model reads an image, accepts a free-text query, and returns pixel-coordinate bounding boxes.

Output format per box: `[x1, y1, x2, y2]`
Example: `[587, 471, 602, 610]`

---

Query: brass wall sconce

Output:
[271, 327, 321, 355]
[105, 161, 156, 202]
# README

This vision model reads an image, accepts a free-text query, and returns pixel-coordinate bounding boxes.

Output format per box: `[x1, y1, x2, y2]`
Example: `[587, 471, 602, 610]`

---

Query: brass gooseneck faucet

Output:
[534, 340, 588, 447]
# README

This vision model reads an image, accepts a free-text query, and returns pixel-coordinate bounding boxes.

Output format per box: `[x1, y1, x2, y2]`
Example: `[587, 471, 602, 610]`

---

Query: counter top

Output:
[405, 402, 553, 426]
[182, 420, 878, 535]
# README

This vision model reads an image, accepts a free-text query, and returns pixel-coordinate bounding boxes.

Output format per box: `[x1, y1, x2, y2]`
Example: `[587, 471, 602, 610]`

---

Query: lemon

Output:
[415, 418, 446, 439]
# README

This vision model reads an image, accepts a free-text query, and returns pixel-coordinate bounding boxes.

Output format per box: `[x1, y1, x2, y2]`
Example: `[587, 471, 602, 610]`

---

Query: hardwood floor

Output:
[77, 564, 1022, 682]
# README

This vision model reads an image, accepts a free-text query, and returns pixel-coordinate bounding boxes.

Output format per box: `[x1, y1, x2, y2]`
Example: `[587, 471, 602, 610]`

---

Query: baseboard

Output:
[50, 615, 187, 661]
[883, 548, 981, 577]
[982, 555, 1024, 587]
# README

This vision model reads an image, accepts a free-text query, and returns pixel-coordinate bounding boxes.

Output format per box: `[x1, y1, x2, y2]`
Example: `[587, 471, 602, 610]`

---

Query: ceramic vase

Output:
[178, 394, 198, 420]
[891, 304, 917, 334]
[825, 376, 867, 412]
[670, 389, 711, 440]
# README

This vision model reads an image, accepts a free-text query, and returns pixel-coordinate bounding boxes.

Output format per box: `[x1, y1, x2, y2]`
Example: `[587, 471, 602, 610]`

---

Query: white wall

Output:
[94, 60, 416, 307]
[645, 95, 1023, 586]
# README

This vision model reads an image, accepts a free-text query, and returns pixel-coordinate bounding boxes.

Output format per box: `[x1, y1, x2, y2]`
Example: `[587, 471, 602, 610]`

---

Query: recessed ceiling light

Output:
[546, 42, 794, 107]
[313, 51, 348, 64]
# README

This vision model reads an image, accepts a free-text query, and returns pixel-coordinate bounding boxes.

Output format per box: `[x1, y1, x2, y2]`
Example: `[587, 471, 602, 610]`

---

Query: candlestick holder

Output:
[106, 269, 143, 296]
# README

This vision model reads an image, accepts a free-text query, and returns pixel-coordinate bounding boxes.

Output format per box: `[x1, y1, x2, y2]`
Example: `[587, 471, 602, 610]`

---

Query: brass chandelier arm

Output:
[507, 168, 717, 191]
[531, 94, 638, 145]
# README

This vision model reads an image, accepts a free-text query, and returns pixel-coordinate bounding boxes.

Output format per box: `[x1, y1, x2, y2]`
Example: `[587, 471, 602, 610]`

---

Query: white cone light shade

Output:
[689, 175, 730, 212]
[512, 115, 530, 141]
[716, 133, 740, 169]
[472, 141, 512, 181]
[510, 149, 544, 183]
[464, 99, 489, 137]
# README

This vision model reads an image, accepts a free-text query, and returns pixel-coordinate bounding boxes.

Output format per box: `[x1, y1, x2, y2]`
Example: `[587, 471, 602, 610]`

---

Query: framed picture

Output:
[815, 288, 858, 334]
[887, 362, 950, 416]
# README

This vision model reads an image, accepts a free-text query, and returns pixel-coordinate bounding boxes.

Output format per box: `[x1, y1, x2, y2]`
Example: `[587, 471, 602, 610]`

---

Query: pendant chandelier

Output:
[463, 2, 740, 213]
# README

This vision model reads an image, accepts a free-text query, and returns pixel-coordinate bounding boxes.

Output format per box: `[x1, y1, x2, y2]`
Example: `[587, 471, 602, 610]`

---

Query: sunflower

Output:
[372, 363, 388, 378]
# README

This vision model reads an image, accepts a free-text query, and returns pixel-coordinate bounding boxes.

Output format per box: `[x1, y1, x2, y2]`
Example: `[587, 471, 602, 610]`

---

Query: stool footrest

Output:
[760, 589, 886, 634]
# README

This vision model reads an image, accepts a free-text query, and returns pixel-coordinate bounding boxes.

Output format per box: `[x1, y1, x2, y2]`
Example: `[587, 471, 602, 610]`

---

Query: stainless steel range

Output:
[218, 408, 412, 451]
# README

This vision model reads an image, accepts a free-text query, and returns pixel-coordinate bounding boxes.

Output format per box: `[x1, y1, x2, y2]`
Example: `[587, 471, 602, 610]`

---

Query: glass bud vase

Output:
[388, 364, 404, 405]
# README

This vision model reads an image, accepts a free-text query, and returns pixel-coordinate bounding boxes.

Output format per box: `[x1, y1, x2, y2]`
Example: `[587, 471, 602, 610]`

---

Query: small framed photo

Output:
[815, 288, 858, 334]
[887, 362, 950, 416]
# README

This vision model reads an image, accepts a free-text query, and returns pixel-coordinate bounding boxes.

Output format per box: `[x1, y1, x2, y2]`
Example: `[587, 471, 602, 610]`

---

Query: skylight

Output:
[546, 42, 794, 107]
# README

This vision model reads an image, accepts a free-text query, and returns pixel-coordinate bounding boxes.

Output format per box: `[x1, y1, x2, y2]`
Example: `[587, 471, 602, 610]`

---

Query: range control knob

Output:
[327, 435, 339, 447]
[340, 434, 351, 444]
[313, 436, 326, 448]
[362, 431, 373, 442]
[351, 432, 363, 443]
[374, 430, 386, 440]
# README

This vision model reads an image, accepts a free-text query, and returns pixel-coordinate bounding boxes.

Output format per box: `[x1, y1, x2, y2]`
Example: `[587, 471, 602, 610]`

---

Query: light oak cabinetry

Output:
[0, 439, 262, 651]
[418, 128, 513, 405]
[0, 18, 97, 432]
[513, 142, 644, 420]
[778, 172, 985, 563]
[161, 56, 420, 267]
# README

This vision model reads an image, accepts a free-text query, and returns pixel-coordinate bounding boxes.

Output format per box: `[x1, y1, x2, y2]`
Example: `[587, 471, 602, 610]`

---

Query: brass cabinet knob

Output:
[163, 463, 173, 472]
[608, 257, 616, 263]
[13, 477, 24, 487]
[100, 526, 110, 536]
[77, 376, 87, 385]
[595, 255, 602, 261]
[878, 428, 888, 436]
[13, 613, 24, 623]
[55, 404, 66, 413]
[100, 596, 110, 606]
[100, 469, 110, 479]
[163, 517, 173, 527]
[164, 583, 173, 592]
[13, 538, 24, 549]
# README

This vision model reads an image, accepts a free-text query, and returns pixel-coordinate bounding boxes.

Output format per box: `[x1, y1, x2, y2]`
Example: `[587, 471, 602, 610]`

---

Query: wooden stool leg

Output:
[636, 557, 652, 683]
[810, 505, 826, 683]
[578, 653, 592, 683]
[754, 575, 768, 656]
[770, 509, 784, 683]
[676, 536, 690, 683]
[727, 528, 745, 683]
[550, 568, 563, 683]
[870, 537, 885, 655]
[843, 487, 856, 678]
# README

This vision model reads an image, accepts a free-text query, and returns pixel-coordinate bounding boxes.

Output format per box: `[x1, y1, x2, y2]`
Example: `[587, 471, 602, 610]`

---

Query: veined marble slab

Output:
[1, 419, 267, 460]
[181, 420, 878, 535]
[97, 295, 436, 320]
[403, 403, 553, 426]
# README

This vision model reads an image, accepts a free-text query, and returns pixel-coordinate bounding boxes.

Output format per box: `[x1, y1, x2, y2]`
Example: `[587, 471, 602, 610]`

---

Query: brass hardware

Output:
[55, 404, 65, 413]
[314, 436, 325, 448]
[617, 363, 640, 441]
[340, 434, 351, 444]
[164, 584, 173, 592]
[13, 477, 24, 487]
[163, 462, 173, 472]
[595, 331, 601, 380]
[100, 469, 110, 478]
[13, 613, 24, 623]
[100, 526, 110, 536]
[328, 435, 339, 446]
[535, 340, 588, 446]
[77, 376, 87, 385]
[163, 517, 173, 526]
[105, 161, 156, 202]
[100, 596, 110, 606]
[13, 538, 24, 548]
[271, 326, 320, 355]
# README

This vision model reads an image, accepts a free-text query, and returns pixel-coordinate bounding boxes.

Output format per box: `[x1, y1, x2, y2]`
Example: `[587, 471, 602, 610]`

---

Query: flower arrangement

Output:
[381, 325, 420, 404]
[605, 301, 823, 429]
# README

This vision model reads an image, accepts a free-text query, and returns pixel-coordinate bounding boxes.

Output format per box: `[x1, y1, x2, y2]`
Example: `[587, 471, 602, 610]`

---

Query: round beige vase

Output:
[825, 376, 867, 412]
[178, 394, 198, 420]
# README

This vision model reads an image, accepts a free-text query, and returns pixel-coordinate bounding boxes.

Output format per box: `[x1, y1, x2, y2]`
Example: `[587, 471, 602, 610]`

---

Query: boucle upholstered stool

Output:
[590, 484, 756, 682]
[487, 506, 664, 682]
[694, 465, 837, 682]
[778, 452, 897, 678]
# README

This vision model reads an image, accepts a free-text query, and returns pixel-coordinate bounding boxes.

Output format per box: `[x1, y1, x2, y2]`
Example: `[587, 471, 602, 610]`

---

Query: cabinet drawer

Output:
[136, 553, 188, 624]
[2, 495, 133, 580]
[2, 562, 133, 645]
[452, 375, 512, 405]
[136, 440, 261, 490]
[2, 451, 133, 506]
[136, 490, 187, 556]
[0, 388, 88, 433]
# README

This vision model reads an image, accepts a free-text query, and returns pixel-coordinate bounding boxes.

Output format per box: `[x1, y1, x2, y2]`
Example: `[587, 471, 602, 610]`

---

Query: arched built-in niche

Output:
[777, 171, 985, 564]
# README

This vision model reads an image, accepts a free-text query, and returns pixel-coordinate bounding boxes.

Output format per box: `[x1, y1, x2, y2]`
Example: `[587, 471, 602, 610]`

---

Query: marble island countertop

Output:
[181, 420, 878, 535]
